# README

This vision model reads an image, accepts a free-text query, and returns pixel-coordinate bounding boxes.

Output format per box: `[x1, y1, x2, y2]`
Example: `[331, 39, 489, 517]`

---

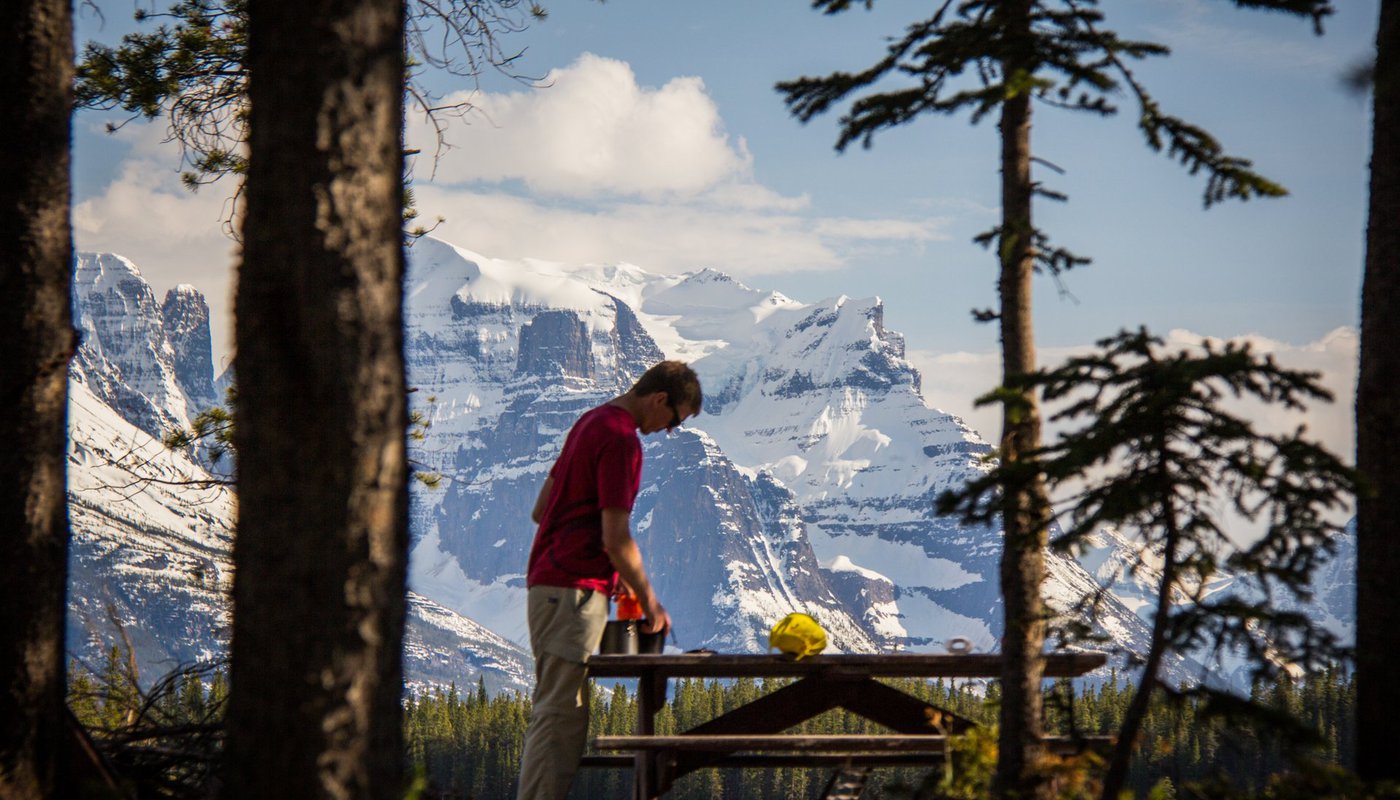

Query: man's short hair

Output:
[632, 361, 702, 413]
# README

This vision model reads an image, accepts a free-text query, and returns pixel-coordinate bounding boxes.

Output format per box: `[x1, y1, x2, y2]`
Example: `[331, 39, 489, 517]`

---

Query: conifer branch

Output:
[940, 327, 1356, 799]
[1228, 0, 1333, 35]
[75, 0, 547, 223]
[974, 224, 1092, 277]
[1062, 0, 1293, 207]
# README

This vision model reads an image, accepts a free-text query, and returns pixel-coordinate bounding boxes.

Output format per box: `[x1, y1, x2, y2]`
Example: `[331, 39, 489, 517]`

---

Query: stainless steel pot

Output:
[599, 620, 664, 655]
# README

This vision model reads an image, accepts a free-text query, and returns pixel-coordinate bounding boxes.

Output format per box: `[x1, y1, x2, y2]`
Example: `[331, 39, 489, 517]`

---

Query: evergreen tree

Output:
[942, 328, 1355, 799]
[67, 661, 103, 728]
[178, 669, 206, 721]
[60, 658, 228, 797]
[207, 668, 228, 707]
[219, 0, 410, 796]
[777, 3, 1329, 795]
[1355, 0, 1400, 783]
[398, 671, 1368, 798]
[99, 644, 139, 730]
[0, 0, 75, 795]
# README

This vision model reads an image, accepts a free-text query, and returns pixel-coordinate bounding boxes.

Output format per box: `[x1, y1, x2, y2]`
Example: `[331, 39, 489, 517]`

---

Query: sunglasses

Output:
[666, 398, 683, 430]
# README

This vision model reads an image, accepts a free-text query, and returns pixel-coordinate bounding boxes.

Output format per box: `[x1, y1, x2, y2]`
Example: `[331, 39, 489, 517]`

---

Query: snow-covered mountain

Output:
[400, 237, 1155, 659]
[67, 375, 235, 673]
[1069, 517, 1357, 687]
[1298, 519, 1356, 643]
[65, 251, 532, 694]
[64, 237, 1355, 696]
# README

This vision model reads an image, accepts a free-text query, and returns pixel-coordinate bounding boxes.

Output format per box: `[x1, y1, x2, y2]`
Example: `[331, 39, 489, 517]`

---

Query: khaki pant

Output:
[517, 585, 609, 800]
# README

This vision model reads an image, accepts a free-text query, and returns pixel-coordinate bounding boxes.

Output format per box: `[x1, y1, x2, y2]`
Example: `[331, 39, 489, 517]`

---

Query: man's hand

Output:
[641, 596, 670, 635]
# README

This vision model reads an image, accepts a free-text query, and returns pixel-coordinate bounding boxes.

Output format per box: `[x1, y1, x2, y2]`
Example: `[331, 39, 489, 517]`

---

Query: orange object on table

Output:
[616, 590, 643, 621]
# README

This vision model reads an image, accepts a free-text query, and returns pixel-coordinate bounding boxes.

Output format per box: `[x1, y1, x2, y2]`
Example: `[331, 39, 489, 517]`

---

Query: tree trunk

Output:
[995, 1, 1050, 796]
[1355, 0, 1400, 783]
[222, 0, 409, 795]
[0, 0, 75, 797]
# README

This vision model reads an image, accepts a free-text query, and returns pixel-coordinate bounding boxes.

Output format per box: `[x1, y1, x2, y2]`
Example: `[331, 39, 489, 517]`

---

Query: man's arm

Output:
[601, 507, 671, 635]
[530, 477, 553, 524]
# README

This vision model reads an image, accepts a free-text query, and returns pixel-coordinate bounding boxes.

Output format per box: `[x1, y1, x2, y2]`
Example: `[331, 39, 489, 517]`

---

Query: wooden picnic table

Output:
[584, 651, 1108, 799]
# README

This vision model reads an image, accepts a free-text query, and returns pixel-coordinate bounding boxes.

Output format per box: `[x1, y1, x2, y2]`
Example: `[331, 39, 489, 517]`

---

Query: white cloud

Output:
[700, 183, 812, 213]
[413, 185, 946, 276]
[1180, 327, 1358, 461]
[911, 344, 1084, 445]
[409, 53, 751, 198]
[398, 52, 950, 275]
[813, 217, 950, 242]
[910, 327, 1358, 463]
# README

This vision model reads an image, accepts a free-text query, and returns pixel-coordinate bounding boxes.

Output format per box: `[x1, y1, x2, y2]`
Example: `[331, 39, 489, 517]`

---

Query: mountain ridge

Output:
[63, 237, 1355, 695]
[65, 248, 533, 694]
[400, 237, 1156, 661]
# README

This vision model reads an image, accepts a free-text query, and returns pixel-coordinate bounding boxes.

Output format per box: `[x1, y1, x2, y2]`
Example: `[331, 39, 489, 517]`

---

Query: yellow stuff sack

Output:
[768, 612, 827, 660]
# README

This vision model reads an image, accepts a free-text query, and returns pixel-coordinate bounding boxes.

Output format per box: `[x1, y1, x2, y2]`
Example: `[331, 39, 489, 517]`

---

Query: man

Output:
[516, 360, 702, 800]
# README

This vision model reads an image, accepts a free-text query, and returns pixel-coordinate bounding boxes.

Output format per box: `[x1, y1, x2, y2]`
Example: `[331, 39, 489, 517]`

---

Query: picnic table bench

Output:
[584, 651, 1108, 799]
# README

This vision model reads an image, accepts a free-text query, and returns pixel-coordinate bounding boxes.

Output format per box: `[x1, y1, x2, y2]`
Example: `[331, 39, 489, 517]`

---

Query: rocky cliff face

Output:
[160, 284, 219, 411]
[516, 310, 595, 379]
[66, 238, 1356, 695]
[71, 253, 195, 439]
[66, 251, 533, 694]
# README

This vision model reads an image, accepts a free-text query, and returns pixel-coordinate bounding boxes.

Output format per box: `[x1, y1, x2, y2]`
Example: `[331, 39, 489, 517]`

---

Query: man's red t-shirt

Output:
[526, 403, 642, 593]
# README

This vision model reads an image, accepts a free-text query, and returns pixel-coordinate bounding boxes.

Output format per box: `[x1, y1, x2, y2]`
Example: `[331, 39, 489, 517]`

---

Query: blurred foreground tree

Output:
[0, 0, 76, 796]
[941, 328, 1355, 800]
[220, 0, 410, 796]
[778, 2, 1330, 795]
[1355, 0, 1400, 783]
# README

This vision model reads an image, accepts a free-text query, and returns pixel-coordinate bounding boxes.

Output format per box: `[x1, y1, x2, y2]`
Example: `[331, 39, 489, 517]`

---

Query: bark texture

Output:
[222, 0, 409, 795]
[0, 0, 75, 797]
[994, 1, 1050, 795]
[1356, 0, 1400, 783]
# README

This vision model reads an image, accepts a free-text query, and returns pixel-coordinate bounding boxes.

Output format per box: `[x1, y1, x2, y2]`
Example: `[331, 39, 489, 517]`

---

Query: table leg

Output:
[660, 674, 976, 784]
[834, 678, 976, 734]
[636, 670, 659, 800]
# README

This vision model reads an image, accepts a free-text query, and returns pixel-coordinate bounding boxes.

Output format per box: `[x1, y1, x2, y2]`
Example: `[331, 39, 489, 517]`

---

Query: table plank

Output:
[587, 652, 1106, 679]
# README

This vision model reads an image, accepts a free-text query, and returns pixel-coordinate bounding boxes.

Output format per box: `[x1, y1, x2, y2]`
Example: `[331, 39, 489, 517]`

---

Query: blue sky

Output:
[72, 0, 1377, 451]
